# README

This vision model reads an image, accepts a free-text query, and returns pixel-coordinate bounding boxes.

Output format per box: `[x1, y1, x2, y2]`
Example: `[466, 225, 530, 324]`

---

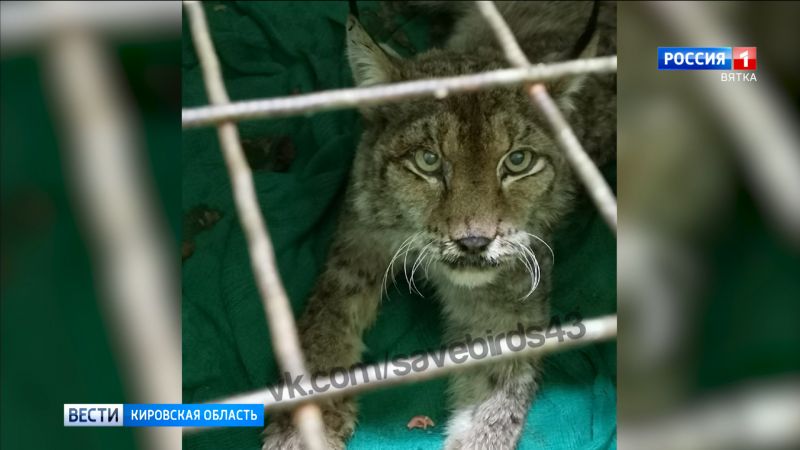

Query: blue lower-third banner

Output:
[64, 404, 264, 427]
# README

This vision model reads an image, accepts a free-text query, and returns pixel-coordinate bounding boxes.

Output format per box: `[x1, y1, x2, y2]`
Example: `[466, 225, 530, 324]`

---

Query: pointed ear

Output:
[547, 33, 600, 114]
[546, 34, 615, 166]
[346, 15, 400, 87]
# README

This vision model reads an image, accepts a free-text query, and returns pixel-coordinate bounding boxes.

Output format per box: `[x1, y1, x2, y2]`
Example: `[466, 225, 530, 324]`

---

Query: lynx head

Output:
[346, 16, 589, 290]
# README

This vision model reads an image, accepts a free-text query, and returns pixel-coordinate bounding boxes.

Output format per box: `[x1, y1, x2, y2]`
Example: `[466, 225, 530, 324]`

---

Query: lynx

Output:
[263, 2, 616, 449]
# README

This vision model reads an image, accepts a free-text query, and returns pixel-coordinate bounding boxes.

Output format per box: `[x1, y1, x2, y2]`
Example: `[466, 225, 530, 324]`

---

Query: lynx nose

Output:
[455, 236, 492, 252]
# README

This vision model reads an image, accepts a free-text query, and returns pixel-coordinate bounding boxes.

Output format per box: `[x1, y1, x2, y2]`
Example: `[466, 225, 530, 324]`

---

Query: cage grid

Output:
[182, 0, 618, 447]
[4, 1, 798, 449]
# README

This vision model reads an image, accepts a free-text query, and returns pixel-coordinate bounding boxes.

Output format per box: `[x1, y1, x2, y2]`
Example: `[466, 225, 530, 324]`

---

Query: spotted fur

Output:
[263, 2, 615, 449]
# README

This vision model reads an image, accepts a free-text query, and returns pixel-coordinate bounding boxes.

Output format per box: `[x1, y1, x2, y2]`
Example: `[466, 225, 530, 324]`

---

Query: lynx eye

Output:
[413, 150, 441, 174]
[503, 149, 544, 176]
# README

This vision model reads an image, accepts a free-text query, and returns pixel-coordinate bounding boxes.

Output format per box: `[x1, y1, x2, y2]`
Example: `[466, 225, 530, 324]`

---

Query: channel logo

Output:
[64, 404, 264, 427]
[63, 404, 123, 427]
[658, 47, 757, 71]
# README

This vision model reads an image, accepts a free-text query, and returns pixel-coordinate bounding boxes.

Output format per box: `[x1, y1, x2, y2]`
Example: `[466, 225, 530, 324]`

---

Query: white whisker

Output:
[520, 250, 537, 298]
[424, 248, 436, 277]
[525, 232, 555, 263]
[519, 243, 541, 293]
[410, 241, 433, 297]
[381, 233, 418, 299]
[502, 238, 533, 300]
[402, 234, 417, 294]
[511, 240, 539, 300]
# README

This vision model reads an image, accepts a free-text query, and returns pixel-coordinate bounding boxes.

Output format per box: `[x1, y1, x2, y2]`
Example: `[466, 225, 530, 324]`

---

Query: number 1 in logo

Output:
[733, 47, 757, 71]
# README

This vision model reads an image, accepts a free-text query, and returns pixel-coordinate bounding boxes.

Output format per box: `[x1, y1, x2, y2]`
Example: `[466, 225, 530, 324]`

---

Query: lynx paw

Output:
[261, 423, 304, 450]
[262, 424, 348, 450]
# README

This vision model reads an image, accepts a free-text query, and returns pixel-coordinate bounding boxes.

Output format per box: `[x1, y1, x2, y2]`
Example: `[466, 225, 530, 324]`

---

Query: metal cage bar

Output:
[46, 20, 182, 450]
[183, 2, 327, 449]
[182, 314, 617, 434]
[181, 56, 616, 127]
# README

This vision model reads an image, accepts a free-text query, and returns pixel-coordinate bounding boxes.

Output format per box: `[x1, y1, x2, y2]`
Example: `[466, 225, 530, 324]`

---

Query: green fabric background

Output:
[181, 2, 616, 449]
[1, 40, 180, 450]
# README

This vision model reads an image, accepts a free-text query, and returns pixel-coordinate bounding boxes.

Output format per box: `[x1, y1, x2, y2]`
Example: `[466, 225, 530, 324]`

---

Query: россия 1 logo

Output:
[658, 47, 757, 82]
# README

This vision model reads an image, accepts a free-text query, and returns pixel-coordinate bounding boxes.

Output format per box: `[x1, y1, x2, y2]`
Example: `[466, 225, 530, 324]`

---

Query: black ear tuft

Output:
[346, 15, 400, 87]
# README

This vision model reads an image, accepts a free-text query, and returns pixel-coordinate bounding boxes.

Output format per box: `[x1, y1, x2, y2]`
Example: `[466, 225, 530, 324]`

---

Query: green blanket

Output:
[182, 2, 616, 449]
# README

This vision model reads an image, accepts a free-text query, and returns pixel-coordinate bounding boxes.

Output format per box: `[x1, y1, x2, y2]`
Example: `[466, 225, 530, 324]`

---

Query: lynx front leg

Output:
[263, 235, 388, 450]
[444, 360, 539, 450]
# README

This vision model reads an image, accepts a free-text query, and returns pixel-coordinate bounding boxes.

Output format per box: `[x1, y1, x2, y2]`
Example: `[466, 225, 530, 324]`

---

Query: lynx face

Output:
[346, 18, 579, 290]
